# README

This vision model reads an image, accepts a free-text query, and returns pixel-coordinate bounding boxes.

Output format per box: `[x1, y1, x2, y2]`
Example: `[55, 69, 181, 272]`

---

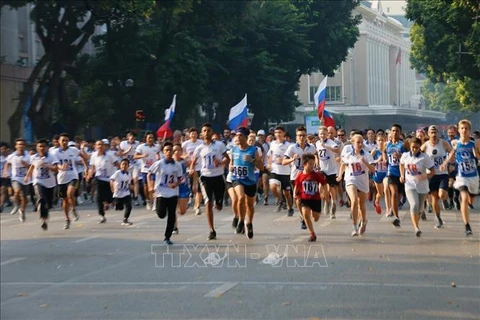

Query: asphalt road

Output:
[1, 197, 479, 320]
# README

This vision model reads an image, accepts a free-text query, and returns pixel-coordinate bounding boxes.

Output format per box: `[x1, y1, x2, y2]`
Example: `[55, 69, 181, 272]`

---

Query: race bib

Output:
[350, 162, 365, 176]
[318, 149, 329, 161]
[203, 154, 216, 169]
[16, 167, 27, 178]
[459, 159, 476, 174]
[302, 181, 318, 196]
[407, 164, 420, 176]
[388, 153, 400, 166]
[39, 167, 50, 179]
[233, 166, 248, 179]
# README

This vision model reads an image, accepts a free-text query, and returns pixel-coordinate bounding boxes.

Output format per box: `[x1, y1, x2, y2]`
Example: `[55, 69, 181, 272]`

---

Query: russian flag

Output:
[157, 94, 176, 139]
[228, 94, 248, 130]
[322, 110, 335, 128]
[314, 76, 328, 119]
[314, 76, 335, 128]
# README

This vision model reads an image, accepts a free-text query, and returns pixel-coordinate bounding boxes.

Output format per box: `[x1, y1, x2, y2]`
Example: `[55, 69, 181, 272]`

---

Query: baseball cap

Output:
[428, 125, 437, 132]
[67, 141, 76, 147]
[257, 129, 266, 135]
[235, 127, 250, 137]
[102, 139, 110, 144]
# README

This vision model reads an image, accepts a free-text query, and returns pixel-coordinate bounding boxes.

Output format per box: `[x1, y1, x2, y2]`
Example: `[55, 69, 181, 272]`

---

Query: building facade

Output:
[0, 4, 102, 143]
[294, 1, 444, 132]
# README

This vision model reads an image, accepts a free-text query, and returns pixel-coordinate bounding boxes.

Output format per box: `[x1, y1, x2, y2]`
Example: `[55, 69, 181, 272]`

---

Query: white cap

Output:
[102, 139, 110, 144]
[257, 130, 266, 135]
[67, 141, 76, 147]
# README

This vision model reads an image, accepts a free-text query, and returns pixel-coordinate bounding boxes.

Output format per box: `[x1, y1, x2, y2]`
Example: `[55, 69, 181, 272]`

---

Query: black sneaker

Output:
[235, 221, 245, 234]
[392, 218, 401, 227]
[246, 223, 253, 239]
[63, 220, 70, 230]
[275, 202, 282, 212]
[415, 229, 422, 237]
[468, 203, 475, 210]
[232, 216, 239, 229]
[41, 222, 48, 231]
[454, 197, 460, 210]
[421, 211, 427, 221]
[466, 224, 473, 236]
[435, 215, 444, 229]
[208, 230, 217, 240]
[73, 209, 79, 221]
[443, 199, 450, 210]
[282, 202, 287, 210]
[287, 208, 294, 216]
[300, 220, 307, 230]
[164, 238, 173, 245]
[121, 219, 133, 226]
[263, 197, 268, 206]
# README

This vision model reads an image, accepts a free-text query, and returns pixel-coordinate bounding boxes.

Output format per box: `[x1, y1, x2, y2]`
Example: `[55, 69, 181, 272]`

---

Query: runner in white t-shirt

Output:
[53, 133, 87, 229]
[25, 139, 59, 230]
[316, 126, 340, 218]
[190, 123, 229, 240]
[87, 140, 119, 223]
[182, 128, 203, 215]
[400, 137, 436, 237]
[134, 132, 160, 211]
[118, 132, 140, 205]
[149, 142, 184, 245]
[267, 126, 292, 214]
[337, 134, 375, 236]
[110, 158, 134, 226]
[5, 138, 31, 219]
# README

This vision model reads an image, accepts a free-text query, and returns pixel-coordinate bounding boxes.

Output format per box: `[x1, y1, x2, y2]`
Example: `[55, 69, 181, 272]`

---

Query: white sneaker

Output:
[10, 206, 19, 215]
[152, 200, 157, 212]
[146, 201, 152, 211]
[19, 209, 25, 222]
[77, 196, 84, 205]
[194, 207, 201, 215]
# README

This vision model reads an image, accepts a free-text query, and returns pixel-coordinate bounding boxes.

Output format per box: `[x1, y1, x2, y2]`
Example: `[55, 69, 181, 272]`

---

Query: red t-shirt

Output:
[294, 171, 326, 200]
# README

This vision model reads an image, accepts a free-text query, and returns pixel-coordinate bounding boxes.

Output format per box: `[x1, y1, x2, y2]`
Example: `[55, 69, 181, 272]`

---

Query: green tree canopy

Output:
[406, 0, 480, 112]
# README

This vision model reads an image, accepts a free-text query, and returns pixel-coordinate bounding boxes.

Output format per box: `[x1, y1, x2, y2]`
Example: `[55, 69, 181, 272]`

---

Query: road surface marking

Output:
[203, 282, 239, 298]
[0, 257, 26, 266]
[72, 236, 98, 243]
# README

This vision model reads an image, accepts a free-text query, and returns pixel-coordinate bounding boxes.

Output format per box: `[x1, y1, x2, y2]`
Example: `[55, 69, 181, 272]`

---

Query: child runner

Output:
[372, 133, 388, 215]
[148, 142, 183, 245]
[172, 143, 191, 234]
[400, 137, 436, 237]
[110, 158, 133, 226]
[294, 154, 327, 242]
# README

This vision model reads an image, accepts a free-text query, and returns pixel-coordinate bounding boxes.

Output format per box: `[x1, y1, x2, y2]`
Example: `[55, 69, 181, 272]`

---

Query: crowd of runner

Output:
[0, 120, 479, 244]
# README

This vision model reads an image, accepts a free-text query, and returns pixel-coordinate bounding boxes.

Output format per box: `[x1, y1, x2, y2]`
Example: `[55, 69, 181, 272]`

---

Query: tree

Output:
[406, 0, 480, 112]
[4, 0, 153, 143]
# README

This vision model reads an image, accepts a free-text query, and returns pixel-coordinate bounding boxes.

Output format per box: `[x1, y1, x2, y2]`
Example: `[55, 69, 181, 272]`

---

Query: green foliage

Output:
[406, 0, 480, 112]
[7, 0, 360, 138]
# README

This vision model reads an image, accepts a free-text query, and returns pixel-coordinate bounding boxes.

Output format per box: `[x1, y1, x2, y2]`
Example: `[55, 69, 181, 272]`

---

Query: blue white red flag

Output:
[228, 94, 248, 130]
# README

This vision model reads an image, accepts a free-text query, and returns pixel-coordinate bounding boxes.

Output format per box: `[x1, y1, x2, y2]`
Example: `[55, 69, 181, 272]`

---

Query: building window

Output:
[326, 86, 342, 102]
[309, 86, 316, 103]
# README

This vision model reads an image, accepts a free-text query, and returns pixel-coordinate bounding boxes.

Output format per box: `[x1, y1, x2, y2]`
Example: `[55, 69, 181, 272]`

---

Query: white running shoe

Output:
[10, 206, 19, 215]
[194, 207, 201, 215]
[146, 201, 152, 211]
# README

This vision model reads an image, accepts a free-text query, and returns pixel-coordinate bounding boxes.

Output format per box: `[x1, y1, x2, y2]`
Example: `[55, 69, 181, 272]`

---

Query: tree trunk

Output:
[7, 54, 50, 144]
